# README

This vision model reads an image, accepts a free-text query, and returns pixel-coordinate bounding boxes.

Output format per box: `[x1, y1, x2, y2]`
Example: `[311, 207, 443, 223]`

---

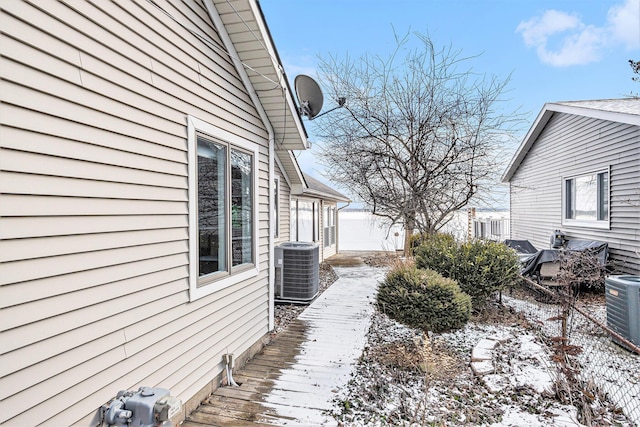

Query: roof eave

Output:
[250, 0, 310, 150]
[275, 149, 306, 187]
[502, 100, 640, 183]
[551, 101, 640, 126]
[301, 189, 351, 203]
[211, 0, 310, 151]
[501, 106, 554, 183]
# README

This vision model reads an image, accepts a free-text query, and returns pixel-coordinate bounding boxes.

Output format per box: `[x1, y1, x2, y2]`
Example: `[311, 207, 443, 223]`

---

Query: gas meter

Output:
[102, 387, 181, 427]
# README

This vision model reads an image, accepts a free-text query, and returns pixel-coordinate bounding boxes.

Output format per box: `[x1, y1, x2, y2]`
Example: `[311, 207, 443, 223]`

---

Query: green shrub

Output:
[412, 235, 521, 309]
[452, 240, 521, 307]
[413, 233, 457, 277]
[377, 262, 471, 333]
[408, 232, 432, 254]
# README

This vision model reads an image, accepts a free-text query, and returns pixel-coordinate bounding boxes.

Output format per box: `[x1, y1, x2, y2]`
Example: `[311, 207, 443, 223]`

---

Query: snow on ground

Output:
[280, 256, 638, 426]
[331, 305, 634, 426]
[503, 293, 640, 425]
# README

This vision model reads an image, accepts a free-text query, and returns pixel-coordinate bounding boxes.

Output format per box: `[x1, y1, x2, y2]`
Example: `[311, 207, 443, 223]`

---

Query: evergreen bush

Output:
[412, 234, 521, 309]
[453, 240, 521, 307]
[377, 262, 471, 333]
[413, 233, 457, 277]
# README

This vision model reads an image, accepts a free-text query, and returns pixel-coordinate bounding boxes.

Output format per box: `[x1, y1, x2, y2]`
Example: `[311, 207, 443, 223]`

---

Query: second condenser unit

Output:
[605, 275, 640, 350]
[274, 242, 319, 303]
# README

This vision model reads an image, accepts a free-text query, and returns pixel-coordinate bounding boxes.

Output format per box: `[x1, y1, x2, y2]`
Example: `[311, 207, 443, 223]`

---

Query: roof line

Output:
[501, 105, 554, 182]
[251, 0, 310, 143]
[300, 173, 350, 202]
[502, 100, 640, 182]
[551, 101, 640, 126]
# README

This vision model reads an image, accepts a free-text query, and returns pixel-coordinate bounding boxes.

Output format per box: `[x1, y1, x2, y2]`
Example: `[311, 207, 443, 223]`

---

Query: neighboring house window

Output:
[563, 169, 609, 228]
[290, 200, 297, 241]
[187, 116, 259, 300]
[324, 206, 336, 247]
[314, 202, 320, 242]
[273, 177, 280, 238]
[290, 199, 320, 243]
[297, 200, 314, 242]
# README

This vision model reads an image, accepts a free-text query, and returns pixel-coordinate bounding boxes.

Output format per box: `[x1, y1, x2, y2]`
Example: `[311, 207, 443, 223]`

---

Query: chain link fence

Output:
[502, 278, 640, 426]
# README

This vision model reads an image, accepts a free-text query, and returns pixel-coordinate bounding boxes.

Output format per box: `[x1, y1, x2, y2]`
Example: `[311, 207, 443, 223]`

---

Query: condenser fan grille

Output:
[275, 242, 319, 303]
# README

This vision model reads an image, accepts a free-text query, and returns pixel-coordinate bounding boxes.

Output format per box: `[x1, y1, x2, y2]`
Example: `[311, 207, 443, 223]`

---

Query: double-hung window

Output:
[188, 116, 258, 300]
[562, 169, 609, 229]
[324, 206, 336, 247]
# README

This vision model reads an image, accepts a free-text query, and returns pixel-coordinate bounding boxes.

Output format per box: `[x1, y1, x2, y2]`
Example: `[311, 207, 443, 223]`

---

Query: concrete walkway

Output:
[183, 261, 384, 426]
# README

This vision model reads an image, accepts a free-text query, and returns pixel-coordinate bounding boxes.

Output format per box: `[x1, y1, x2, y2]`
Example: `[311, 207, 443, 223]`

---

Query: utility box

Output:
[606, 275, 640, 350]
[103, 387, 181, 427]
[550, 229, 566, 249]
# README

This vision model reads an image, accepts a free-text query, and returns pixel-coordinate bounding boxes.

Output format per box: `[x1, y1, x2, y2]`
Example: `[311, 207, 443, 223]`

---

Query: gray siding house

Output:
[502, 99, 640, 275]
[0, 0, 315, 425]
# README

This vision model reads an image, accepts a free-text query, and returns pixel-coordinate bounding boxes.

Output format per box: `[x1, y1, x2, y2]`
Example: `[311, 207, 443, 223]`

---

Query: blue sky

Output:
[260, 0, 640, 204]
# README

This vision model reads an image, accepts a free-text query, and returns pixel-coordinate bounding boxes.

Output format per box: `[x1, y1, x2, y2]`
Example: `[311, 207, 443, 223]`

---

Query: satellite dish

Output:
[295, 75, 324, 119]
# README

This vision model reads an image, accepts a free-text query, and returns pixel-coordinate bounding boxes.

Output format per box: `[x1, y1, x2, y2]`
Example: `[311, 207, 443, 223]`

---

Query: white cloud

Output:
[517, 10, 581, 47]
[517, 0, 640, 67]
[537, 25, 606, 67]
[608, 0, 640, 49]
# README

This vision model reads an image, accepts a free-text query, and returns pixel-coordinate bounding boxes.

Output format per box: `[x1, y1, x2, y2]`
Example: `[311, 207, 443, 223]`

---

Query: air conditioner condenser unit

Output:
[275, 242, 319, 303]
[605, 275, 640, 350]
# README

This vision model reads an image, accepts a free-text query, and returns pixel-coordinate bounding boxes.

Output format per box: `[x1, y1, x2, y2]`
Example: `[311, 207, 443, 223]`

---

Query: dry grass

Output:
[360, 251, 402, 268]
[371, 334, 463, 383]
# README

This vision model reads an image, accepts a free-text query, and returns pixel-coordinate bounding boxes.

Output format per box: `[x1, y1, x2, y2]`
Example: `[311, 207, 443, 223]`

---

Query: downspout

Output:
[203, 0, 276, 331]
[320, 200, 324, 261]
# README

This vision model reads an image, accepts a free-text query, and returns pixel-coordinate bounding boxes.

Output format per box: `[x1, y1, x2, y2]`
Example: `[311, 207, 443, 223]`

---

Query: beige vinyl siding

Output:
[275, 164, 292, 243]
[509, 112, 640, 274]
[1, 0, 272, 425]
[257, 148, 272, 249]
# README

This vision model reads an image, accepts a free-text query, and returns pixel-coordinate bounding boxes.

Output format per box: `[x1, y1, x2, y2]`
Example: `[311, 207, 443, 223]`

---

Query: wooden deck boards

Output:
[183, 263, 381, 426]
[182, 320, 336, 427]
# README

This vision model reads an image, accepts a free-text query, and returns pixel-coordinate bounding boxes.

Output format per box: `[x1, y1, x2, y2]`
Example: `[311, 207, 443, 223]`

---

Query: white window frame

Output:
[290, 199, 297, 241]
[187, 116, 259, 301]
[561, 167, 610, 230]
[314, 202, 320, 242]
[295, 198, 314, 243]
[324, 205, 336, 248]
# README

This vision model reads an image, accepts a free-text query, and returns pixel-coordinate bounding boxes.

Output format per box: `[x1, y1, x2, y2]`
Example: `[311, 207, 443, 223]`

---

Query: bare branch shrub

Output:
[557, 250, 607, 294]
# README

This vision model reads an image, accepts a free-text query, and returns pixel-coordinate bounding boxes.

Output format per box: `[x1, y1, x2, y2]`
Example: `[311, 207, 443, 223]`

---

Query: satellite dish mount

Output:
[294, 75, 345, 120]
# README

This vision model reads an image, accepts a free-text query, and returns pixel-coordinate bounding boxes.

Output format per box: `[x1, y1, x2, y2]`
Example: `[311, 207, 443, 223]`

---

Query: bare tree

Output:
[630, 59, 640, 82]
[314, 32, 521, 253]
